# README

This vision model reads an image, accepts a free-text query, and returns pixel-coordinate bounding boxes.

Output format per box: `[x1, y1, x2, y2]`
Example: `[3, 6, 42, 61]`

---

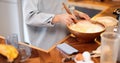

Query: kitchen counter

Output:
[69, 1, 120, 20]
[0, 36, 120, 63]
[21, 36, 101, 63]
[17, 36, 120, 63]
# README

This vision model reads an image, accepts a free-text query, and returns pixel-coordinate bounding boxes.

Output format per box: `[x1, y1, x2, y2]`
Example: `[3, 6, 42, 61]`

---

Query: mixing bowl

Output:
[67, 20, 105, 43]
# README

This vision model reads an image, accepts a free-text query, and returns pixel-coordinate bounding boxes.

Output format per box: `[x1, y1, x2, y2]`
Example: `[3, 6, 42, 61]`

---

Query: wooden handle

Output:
[62, 3, 72, 15]
[62, 3, 78, 24]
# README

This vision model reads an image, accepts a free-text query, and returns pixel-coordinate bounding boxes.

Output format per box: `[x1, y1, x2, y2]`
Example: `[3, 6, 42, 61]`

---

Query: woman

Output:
[23, 0, 90, 50]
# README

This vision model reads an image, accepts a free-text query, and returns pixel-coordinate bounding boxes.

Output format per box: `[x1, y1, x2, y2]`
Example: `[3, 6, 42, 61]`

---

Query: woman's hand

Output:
[52, 13, 76, 25]
[52, 10, 90, 25]
[73, 10, 91, 20]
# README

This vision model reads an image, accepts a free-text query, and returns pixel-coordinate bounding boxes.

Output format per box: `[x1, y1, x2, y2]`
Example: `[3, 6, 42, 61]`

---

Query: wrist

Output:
[52, 15, 59, 24]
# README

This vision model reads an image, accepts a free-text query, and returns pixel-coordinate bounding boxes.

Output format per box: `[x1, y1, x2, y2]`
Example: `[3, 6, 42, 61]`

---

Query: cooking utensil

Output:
[62, 3, 78, 24]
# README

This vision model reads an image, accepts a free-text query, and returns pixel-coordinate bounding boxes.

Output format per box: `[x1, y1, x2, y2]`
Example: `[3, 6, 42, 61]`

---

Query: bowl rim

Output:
[67, 20, 106, 34]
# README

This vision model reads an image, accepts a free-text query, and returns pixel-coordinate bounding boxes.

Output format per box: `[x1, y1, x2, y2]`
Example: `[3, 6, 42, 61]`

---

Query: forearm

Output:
[26, 12, 55, 27]
[23, 0, 55, 27]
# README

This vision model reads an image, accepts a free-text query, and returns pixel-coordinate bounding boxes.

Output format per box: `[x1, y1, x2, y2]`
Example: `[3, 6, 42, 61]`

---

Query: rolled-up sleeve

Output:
[23, 0, 55, 27]
[27, 12, 55, 27]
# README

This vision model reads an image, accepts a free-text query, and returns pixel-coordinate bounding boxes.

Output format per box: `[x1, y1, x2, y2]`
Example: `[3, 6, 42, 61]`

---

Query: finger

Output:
[69, 15, 78, 23]
[73, 10, 84, 20]
[73, 10, 79, 15]
[73, 10, 91, 20]
[64, 18, 73, 25]
[65, 21, 70, 25]
[68, 18, 74, 24]
[81, 15, 91, 20]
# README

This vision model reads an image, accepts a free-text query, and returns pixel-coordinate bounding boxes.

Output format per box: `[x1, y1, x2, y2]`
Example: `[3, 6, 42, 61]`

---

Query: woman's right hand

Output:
[52, 13, 76, 25]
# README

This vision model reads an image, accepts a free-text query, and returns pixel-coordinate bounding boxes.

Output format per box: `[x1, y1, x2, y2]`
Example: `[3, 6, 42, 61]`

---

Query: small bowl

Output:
[93, 16, 118, 32]
[67, 20, 105, 43]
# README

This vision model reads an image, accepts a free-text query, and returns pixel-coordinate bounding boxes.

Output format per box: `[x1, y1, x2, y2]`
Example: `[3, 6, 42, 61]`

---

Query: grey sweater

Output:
[23, 0, 70, 50]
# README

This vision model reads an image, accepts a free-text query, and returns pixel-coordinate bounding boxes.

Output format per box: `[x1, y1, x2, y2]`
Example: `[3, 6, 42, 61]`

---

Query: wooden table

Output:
[0, 35, 120, 63]
[0, 35, 100, 63]
[23, 35, 120, 63]
[26, 35, 101, 63]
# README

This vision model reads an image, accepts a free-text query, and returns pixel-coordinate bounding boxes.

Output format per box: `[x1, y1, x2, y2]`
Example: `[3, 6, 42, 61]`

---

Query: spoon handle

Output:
[62, 3, 78, 24]
[62, 3, 72, 15]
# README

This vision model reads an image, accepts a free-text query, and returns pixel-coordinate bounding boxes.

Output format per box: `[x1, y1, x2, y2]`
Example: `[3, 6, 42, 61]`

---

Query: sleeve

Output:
[23, 0, 55, 27]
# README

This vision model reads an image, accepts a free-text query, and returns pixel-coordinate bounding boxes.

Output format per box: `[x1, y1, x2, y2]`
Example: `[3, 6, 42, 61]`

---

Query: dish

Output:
[67, 20, 105, 43]
[94, 16, 118, 32]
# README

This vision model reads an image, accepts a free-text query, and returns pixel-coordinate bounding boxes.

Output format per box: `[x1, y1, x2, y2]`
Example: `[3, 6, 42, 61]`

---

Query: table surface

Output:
[0, 35, 100, 63]
[27, 35, 120, 63]
[1, 35, 120, 63]
[26, 35, 101, 63]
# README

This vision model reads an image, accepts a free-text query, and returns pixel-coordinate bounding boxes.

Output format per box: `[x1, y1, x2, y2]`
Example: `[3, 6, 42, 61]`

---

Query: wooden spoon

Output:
[62, 3, 78, 24]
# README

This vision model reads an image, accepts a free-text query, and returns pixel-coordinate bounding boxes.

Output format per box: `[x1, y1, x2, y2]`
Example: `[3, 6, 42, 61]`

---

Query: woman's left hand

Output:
[73, 10, 91, 20]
